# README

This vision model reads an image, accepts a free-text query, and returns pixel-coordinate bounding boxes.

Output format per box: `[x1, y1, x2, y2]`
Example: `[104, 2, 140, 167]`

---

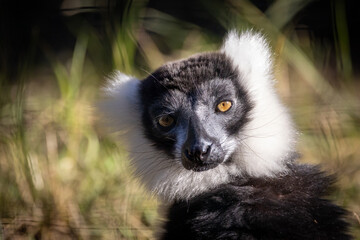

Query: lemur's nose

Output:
[182, 116, 213, 163]
[185, 143, 211, 162]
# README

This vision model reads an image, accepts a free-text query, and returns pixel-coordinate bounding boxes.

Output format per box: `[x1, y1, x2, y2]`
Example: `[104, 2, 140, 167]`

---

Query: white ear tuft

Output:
[97, 71, 141, 133]
[221, 30, 273, 84]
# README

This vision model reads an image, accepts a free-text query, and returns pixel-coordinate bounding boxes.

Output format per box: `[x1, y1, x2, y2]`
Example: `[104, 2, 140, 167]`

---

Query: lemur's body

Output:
[163, 163, 349, 240]
[99, 31, 351, 239]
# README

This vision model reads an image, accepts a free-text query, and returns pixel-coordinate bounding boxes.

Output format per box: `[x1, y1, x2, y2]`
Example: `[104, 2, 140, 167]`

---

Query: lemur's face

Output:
[140, 53, 252, 172]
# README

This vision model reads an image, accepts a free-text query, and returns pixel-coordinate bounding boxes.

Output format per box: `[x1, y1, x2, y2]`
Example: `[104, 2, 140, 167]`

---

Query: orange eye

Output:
[217, 101, 232, 112]
[158, 115, 175, 127]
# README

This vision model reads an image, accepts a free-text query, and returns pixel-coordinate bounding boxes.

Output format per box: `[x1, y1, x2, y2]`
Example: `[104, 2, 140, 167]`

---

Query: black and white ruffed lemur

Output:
[98, 30, 352, 240]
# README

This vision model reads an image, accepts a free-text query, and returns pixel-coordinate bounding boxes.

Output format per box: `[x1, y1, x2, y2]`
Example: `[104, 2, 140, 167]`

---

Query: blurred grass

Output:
[1, 0, 360, 239]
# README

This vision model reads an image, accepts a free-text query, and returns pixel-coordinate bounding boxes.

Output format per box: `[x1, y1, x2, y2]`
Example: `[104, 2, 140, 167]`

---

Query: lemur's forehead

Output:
[147, 79, 237, 113]
[141, 52, 239, 92]
[167, 79, 237, 104]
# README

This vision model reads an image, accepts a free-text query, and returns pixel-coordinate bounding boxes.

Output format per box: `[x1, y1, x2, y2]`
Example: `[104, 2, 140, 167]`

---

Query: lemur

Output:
[98, 30, 352, 239]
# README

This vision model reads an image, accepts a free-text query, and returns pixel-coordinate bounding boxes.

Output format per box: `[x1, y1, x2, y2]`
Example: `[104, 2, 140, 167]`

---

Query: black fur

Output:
[161, 163, 351, 240]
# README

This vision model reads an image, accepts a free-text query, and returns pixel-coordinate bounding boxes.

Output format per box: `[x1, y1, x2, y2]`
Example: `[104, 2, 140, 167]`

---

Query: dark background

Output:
[1, 0, 359, 81]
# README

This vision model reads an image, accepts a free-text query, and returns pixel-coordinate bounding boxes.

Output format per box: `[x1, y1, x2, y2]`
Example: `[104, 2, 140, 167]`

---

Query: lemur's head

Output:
[140, 52, 253, 173]
[100, 31, 297, 201]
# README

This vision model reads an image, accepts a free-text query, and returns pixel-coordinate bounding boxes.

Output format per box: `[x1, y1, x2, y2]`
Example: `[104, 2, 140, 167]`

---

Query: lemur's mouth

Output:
[181, 155, 221, 172]
[190, 163, 220, 172]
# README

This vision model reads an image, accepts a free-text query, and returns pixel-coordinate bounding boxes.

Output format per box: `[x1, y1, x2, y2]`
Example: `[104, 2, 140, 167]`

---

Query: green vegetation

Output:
[1, 0, 359, 239]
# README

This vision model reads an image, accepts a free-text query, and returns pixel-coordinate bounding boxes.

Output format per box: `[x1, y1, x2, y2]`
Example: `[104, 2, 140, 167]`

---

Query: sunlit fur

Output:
[221, 31, 297, 177]
[99, 31, 296, 202]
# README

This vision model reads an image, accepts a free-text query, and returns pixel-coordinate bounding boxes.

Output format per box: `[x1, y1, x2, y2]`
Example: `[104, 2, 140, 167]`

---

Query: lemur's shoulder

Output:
[162, 164, 352, 240]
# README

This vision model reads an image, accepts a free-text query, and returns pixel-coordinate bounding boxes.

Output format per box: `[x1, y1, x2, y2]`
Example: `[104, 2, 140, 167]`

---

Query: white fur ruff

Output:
[221, 31, 297, 177]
